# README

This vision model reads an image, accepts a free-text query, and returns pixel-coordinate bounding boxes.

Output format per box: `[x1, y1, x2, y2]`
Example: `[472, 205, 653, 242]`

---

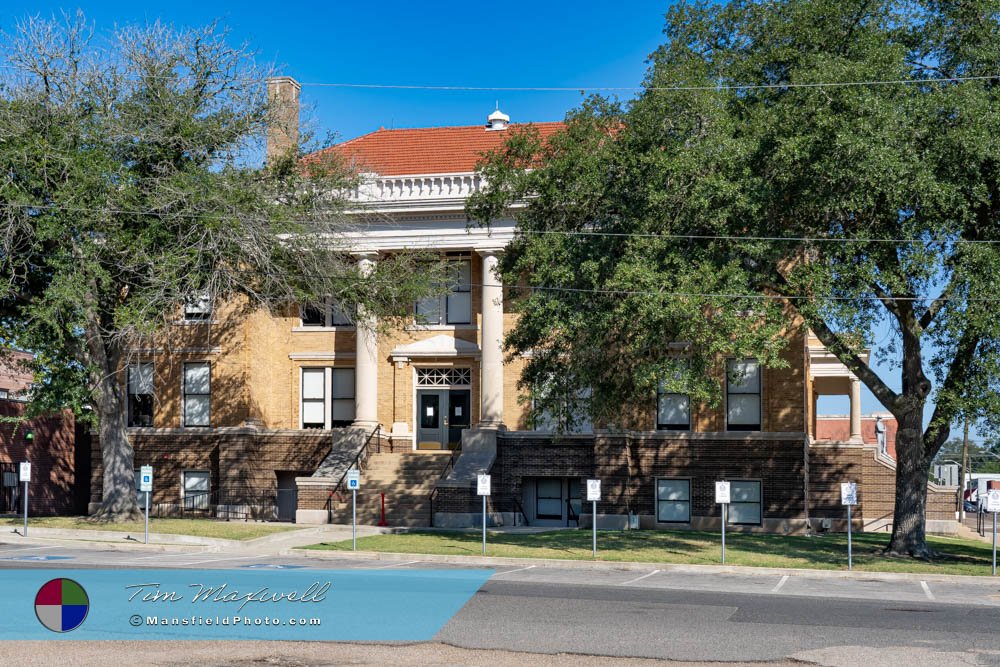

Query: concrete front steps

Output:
[328, 451, 453, 527]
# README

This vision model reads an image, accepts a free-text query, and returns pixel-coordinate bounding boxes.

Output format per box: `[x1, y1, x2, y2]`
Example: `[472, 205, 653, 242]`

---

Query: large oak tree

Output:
[0, 15, 434, 521]
[469, 0, 1000, 557]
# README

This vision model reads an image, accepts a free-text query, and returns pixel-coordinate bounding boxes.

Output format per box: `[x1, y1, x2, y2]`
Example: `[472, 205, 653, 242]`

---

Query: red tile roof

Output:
[308, 121, 565, 176]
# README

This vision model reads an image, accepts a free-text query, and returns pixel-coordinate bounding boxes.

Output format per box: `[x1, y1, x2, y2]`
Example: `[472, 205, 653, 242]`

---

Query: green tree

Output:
[0, 15, 434, 521]
[469, 0, 1000, 557]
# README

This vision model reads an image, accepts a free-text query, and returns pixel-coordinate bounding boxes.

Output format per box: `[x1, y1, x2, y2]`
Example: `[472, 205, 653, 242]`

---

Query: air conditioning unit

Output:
[820, 518, 832, 530]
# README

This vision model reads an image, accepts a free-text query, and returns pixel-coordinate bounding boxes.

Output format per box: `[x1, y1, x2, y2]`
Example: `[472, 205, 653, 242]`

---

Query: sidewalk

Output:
[0, 523, 391, 553]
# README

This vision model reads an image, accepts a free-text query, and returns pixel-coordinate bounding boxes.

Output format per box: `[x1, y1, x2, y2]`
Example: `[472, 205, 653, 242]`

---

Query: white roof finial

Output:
[487, 103, 510, 131]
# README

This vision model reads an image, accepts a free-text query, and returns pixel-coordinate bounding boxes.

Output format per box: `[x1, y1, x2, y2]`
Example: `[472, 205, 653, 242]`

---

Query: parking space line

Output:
[491, 565, 536, 577]
[620, 569, 660, 586]
[920, 581, 935, 601]
[770, 575, 790, 593]
[0, 545, 60, 555]
[369, 560, 421, 569]
[171, 555, 261, 566]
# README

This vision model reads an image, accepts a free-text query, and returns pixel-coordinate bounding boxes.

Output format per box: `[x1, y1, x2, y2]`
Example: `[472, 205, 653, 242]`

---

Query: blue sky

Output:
[0, 1, 669, 140]
[2, 2, 976, 435]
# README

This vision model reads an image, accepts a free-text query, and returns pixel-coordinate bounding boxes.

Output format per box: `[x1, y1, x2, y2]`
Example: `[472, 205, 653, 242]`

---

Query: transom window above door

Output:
[416, 367, 472, 387]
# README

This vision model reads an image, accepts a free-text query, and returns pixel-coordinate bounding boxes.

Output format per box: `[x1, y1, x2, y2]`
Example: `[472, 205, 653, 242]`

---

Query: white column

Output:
[354, 253, 379, 428]
[849, 377, 862, 442]
[478, 249, 504, 428]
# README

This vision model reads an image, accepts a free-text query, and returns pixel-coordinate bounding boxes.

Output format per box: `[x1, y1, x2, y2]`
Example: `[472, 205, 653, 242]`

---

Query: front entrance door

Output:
[417, 389, 471, 450]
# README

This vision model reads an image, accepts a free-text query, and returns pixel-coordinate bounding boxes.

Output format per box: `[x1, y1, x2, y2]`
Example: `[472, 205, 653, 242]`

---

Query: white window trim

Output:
[299, 367, 356, 429]
[182, 361, 211, 428]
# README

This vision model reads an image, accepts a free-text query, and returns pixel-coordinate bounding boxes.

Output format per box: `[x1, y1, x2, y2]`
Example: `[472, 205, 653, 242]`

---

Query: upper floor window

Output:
[415, 254, 471, 325]
[532, 381, 593, 434]
[301, 299, 353, 327]
[183, 362, 210, 427]
[656, 378, 690, 430]
[127, 362, 154, 427]
[726, 358, 761, 431]
[184, 294, 212, 321]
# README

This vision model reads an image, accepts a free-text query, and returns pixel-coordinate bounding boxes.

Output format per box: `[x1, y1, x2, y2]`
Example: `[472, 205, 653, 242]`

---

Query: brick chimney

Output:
[266, 76, 300, 164]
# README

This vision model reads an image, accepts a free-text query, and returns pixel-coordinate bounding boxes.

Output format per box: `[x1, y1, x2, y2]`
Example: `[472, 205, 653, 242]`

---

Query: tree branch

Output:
[923, 328, 980, 456]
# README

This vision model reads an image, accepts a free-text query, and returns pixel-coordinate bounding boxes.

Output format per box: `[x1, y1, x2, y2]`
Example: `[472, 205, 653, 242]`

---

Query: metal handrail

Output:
[511, 496, 529, 527]
[428, 452, 457, 527]
[566, 498, 579, 527]
[333, 424, 380, 501]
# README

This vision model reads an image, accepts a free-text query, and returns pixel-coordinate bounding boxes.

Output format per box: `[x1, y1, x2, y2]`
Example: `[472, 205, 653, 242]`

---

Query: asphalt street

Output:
[1, 537, 999, 665]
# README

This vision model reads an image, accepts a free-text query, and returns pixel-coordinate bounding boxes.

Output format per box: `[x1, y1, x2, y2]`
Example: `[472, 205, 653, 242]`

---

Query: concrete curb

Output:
[0, 535, 216, 553]
[5, 527, 236, 546]
[284, 548, 1000, 583]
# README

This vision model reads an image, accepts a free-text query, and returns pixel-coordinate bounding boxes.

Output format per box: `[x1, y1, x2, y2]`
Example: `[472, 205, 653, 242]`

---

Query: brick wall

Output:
[808, 443, 955, 527]
[0, 400, 86, 515]
[90, 428, 332, 510]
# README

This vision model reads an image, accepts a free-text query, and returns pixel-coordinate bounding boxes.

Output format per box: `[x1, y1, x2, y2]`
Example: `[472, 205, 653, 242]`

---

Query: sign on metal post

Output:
[478, 474, 491, 555]
[987, 489, 1000, 575]
[716, 481, 730, 563]
[841, 482, 858, 570]
[19, 462, 30, 537]
[587, 479, 601, 557]
[347, 470, 360, 551]
[140, 465, 153, 545]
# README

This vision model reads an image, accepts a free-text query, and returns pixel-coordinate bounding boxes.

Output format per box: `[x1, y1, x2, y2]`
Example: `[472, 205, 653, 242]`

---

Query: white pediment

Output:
[390, 334, 481, 360]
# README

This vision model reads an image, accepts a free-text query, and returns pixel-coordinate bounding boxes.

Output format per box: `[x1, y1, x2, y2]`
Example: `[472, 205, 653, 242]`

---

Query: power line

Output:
[466, 282, 1000, 303]
[298, 74, 1000, 92]
[1, 62, 997, 92]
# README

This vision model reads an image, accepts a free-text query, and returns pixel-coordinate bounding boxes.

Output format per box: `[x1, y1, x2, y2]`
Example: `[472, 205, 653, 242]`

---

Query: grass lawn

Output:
[302, 529, 997, 576]
[0, 516, 298, 541]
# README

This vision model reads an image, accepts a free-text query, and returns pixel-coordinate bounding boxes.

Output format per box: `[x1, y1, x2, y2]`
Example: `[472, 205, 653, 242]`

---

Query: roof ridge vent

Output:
[486, 101, 510, 131]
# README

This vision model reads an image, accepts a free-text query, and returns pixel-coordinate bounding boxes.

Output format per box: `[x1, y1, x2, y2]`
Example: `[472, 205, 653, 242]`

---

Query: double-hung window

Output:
[532, 380, 593, 434]
[415, 254, 471, 325]
[184, 294, 212, 321]
[727, 480, 762, 525]
[301, 299, 353, 327]
[183, 362, 211, 427]
[726, 358, 761, 431]
[656, 384, 690, 430]
[656, 479, 691, 523]
[127, 362, 154, 427]
[300, 367, 355, 428]
[183, 470, 211, 511]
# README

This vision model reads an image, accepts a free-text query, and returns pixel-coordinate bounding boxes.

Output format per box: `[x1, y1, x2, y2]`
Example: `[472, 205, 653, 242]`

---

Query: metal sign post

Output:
[139, 465, 153, 545]
[19, 462, 30, 537]
[586, 479, 601, 558]
[986, 490, 1000, 575]
[841, 482, 858, 571]
[477, 474, 491, 555]
[347, 470, 361, 551]
[715, 481, 730, 564]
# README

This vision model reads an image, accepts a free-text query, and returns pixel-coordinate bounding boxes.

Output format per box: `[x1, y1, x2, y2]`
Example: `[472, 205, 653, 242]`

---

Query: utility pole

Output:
[961, 419, 970, 523]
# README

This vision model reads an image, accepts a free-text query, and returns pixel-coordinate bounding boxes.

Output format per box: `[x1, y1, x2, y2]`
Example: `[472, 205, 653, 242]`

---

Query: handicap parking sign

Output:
[347, 469, 360, 490]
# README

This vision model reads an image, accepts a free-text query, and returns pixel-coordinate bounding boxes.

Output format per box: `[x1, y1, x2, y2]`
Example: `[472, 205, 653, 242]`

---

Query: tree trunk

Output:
[886, 410, 932, 557]
[82, 320, 142, 522]
[91, 378, 142, 522]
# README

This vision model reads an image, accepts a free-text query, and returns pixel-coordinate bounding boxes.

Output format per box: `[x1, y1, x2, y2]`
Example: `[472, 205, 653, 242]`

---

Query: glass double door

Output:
[417, 389, 470, 450]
